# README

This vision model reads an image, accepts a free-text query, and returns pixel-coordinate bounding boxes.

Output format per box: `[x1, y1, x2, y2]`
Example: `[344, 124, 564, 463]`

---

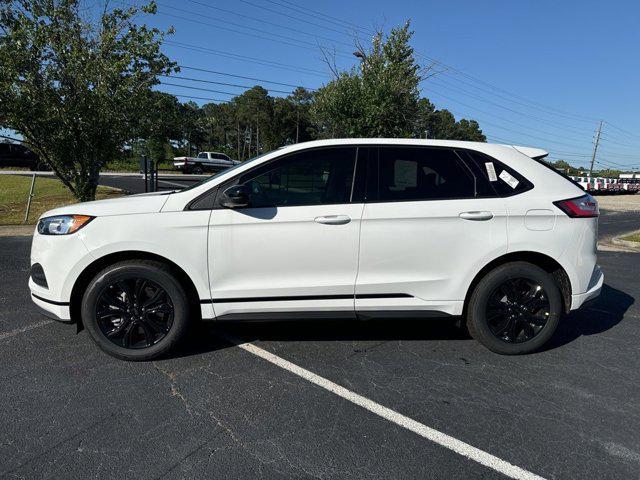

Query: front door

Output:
[208, 146, 364, 318]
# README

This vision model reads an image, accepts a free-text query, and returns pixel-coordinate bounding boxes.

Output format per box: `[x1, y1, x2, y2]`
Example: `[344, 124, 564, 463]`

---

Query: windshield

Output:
[179, 152, 272, 192]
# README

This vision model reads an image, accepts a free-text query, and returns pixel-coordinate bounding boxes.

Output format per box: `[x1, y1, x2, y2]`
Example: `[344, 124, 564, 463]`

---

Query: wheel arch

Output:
[69, 250, 202, 327]
[463, 251, 572, 315]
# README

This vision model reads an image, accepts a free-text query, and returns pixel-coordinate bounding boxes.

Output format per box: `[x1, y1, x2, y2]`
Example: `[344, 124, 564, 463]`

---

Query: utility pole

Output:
[589, 120, 603, 177]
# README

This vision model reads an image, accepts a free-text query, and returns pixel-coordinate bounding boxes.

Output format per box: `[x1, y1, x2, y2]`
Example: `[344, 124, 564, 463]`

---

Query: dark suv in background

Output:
[0, 143, 47, 170]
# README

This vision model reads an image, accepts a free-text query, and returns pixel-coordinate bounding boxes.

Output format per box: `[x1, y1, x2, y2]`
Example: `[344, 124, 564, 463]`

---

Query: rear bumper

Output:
[571, 265, 604, 310]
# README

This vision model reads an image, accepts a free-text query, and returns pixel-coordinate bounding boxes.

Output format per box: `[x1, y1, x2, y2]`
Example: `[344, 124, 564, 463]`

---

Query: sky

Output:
[4, 0, 640, 170]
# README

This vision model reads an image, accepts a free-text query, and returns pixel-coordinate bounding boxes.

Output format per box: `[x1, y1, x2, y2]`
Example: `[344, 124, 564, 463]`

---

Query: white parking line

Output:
[221, 333, 546, 480]
[0, 320, 52, 340]
[158, 180, 193, 188]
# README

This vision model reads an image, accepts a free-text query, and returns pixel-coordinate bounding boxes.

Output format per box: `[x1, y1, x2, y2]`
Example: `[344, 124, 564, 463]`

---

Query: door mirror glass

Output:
[221, 184, 251, 208]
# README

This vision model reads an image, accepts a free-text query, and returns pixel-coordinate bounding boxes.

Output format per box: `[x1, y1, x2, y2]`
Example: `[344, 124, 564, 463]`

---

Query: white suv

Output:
[29, 139, 603, 360]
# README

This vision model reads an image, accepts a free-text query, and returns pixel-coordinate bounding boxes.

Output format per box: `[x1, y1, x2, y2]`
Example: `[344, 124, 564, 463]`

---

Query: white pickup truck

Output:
[173, 152, 240, 174]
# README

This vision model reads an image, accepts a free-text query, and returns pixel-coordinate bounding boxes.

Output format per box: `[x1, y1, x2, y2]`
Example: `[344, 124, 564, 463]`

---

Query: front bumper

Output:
[30, 287, 71, 321]
[571, 265, 604, 310]
[29, 229, 94, 322]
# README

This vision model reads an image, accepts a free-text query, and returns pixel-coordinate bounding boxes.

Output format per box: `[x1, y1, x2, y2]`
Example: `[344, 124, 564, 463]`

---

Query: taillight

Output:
[554, 194, 599, 218]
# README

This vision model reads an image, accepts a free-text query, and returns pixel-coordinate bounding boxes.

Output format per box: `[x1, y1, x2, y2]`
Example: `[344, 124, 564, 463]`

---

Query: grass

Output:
[104, 158, 174, 172]
[621, 232, 640, 243]
[0, 175, 124, 225]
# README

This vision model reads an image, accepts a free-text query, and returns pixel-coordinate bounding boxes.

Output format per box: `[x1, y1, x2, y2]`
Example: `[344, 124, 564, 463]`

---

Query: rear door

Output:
[355, 146, 508, 316]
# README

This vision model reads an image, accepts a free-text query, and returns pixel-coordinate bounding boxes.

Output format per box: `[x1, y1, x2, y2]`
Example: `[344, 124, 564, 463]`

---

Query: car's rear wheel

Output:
[81, 260, 191, 361]
[466, 262, 562, 355]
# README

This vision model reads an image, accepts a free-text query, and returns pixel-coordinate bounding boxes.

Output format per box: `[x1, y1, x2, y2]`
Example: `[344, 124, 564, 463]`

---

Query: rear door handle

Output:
[459, 211, 494, 221]
[314, 215, 351, 225]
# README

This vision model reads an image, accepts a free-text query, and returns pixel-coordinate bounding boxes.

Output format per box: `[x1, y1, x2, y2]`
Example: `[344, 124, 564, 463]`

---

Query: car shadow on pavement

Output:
[171, 316, 469, 359]
[541, 283, 634, 351]
[170, 283, 634, 359]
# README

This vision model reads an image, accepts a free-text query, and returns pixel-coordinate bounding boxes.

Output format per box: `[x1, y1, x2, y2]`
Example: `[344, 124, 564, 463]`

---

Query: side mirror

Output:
[221, 184, 251, 208]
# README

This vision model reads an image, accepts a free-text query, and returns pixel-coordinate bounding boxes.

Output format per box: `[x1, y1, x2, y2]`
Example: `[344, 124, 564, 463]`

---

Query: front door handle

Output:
[314, 215, 351, 225]
[459, 211, 494, 221]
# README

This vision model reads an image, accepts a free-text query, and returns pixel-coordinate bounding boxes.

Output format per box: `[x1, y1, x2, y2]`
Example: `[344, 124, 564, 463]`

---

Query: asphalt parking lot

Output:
[1, 211, 639, 479]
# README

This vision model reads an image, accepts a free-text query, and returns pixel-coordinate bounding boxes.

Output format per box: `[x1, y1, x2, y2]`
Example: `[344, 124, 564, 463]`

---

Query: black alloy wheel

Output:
[466, 261, 562, 355]
[485, 278, 550, 344]
[96, 278, 174, 349]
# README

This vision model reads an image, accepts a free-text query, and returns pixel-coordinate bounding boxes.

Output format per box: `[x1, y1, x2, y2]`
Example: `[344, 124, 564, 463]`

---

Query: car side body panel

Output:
[29, 138, 601, 326]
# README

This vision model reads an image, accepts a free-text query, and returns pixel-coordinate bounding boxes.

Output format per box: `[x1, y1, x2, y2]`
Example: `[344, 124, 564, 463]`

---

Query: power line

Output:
[155, 8, 346, 57]
[160, 75, 295, 95]
[164, 40, 328, 77]
[604, 121, 640, 141]
[160, 81, 243, 97]
[262, 0, 606, 126]
[428, 77, 596, 137]
[185, 0, 353, 48]
[263, 0, 373, 36]
[238, 0, 356, 38]
[155, 3, 353, 59]
[177, 65, 312, 89]
[426, 87, 596, 146]
[160, 92, 229, 104]
[442, 106, 596, 151]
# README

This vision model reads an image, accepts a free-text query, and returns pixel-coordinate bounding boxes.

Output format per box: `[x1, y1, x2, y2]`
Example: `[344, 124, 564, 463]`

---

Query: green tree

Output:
[272, 87, 316, 146]
[139, 92, 183, 164]
[312, 22, 422, 138]
[413, 98, 486, 141]
[0, 0, 176, 201]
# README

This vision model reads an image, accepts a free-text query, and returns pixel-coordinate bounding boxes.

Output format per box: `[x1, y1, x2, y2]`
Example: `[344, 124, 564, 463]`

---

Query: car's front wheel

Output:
[466, 262, 562, 355]
[81, 260, 191, 361]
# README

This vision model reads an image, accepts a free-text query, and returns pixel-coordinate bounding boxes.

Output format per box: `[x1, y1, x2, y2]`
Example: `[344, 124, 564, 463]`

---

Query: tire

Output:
[466, 262, 562, 355]
[192, 166, 203, 175]
[81, 260, 191, 361]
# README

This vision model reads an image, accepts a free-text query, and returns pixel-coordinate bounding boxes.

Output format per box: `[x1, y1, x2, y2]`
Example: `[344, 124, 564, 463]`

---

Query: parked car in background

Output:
[0, 142, 47, 170]
[30, 139, 603, 360]
[173, 151, 239, 174]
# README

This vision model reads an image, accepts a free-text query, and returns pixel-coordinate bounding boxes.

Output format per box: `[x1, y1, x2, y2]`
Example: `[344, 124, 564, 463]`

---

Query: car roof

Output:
[274, 138, 546, 158]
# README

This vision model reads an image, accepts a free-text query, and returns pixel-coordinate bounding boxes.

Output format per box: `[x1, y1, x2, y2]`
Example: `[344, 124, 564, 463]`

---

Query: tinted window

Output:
[377, 147, 476, 201]
[462, 150, 533, 196]
[197, 152, 208, 159]
[211, 153, 229, 160]
[239, 147, 356, 207]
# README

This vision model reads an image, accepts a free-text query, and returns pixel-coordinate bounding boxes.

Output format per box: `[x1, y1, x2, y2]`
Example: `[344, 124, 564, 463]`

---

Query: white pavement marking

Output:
[221, 333, 547, 480]
[158, 180, 193, 188]
[0, 320, 53, 340]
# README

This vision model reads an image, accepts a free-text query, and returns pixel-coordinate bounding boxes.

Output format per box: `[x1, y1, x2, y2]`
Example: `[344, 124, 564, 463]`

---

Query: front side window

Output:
[377, 147, 476, 201]
[197, 152, 208, 159]
[239, 147, 357, 208]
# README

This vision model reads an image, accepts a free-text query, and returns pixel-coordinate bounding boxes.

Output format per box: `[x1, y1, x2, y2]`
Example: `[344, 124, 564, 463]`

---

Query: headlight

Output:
[37, 215, 94, 235]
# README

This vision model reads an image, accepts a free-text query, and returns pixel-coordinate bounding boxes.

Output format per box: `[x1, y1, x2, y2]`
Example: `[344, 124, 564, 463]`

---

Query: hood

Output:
[40, 191, 171, 219]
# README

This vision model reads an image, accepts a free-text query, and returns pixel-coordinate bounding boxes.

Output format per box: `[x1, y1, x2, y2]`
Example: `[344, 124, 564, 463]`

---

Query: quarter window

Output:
[239, 147, 357, 207]
[462, 150, 533, 196]
[377, 147, 476, 201]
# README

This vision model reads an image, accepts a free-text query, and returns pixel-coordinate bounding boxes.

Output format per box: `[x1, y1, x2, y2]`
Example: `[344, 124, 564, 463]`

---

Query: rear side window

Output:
[376, 147, 476, 201]
[461, 150, 533, 196]
[238, 147, 357, 207]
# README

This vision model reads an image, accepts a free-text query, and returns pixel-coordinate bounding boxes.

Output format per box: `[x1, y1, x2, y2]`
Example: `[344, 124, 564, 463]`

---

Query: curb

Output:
[0, 225, 35, 237]
[610, 230, 640, 252]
